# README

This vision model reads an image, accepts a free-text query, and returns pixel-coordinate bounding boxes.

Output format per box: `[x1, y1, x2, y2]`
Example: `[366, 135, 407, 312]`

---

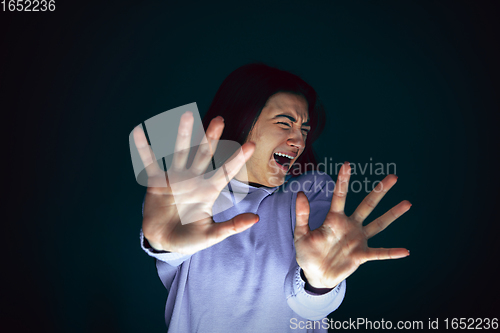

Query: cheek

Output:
[249, 126, 287, 157]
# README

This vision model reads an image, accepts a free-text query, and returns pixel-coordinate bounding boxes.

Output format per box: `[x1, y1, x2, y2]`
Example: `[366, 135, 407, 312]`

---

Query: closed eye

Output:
[278, 122, 310, 135]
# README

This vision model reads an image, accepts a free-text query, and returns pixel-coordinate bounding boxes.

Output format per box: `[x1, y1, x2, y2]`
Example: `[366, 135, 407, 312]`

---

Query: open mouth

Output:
[273, 152, 294, 171]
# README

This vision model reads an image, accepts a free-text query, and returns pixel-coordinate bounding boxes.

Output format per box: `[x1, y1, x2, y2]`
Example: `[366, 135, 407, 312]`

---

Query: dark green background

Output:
[3, 1, 499, 332]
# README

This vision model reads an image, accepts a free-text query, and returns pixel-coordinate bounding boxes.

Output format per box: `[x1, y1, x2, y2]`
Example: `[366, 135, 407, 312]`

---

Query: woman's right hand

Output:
[133, 111, 258, 255]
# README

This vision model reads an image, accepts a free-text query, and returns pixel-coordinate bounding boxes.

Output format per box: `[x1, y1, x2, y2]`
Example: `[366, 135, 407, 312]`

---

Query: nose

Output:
[287, 128, 306, 151]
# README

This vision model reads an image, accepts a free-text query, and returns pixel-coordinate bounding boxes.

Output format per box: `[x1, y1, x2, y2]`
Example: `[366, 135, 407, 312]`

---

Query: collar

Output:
[229, 177, 279, 195]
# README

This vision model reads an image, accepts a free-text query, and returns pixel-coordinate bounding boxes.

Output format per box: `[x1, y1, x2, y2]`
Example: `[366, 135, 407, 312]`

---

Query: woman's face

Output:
[237, 92, 310, 187]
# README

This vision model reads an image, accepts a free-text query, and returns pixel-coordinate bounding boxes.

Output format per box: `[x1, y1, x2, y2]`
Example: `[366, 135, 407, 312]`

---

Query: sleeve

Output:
[285, 263, 346, 320]
[284, 172, 347, 320]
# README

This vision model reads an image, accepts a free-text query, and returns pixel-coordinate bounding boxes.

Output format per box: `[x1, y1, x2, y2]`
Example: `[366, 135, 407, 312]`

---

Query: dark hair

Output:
[202, 62, 326, 176]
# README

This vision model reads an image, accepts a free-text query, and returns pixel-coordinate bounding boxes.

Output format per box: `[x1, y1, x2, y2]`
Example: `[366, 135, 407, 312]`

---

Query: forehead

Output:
[262, 92, 309, 121]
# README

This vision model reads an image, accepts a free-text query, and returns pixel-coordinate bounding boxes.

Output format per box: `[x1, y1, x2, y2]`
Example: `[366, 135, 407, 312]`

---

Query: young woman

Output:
[133, 63, 411, 332]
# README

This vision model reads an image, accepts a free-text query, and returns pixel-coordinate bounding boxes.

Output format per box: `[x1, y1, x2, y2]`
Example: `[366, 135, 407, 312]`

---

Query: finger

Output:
[363, 247, 410, 262]
[363, 200, 411, 239]
[171, 111, 194, 170]
[330, 161, 351, 213]
[352, 174, 398, 223]
[209, 212, 259, 243]
[211, 142, 255, 191]
[294, 192, 311, 241]
[190, 116, 224, 174]
[133, 125, 162, 177]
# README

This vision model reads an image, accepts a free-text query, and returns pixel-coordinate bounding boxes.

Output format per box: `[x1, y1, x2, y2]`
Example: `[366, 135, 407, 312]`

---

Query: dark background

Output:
[2, 1, 499, 332]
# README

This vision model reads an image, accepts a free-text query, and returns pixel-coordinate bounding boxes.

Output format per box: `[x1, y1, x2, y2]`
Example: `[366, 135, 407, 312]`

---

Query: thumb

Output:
[210, 213, 259, 243]
[294, 192, 310, 240]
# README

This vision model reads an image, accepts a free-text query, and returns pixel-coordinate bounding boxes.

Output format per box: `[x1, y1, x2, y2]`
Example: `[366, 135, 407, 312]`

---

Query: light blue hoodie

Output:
[140, 171, 346, 332]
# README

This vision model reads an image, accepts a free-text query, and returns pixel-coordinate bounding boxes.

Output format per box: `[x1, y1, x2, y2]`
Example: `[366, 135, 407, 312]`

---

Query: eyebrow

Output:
[275, 114, 310, 127]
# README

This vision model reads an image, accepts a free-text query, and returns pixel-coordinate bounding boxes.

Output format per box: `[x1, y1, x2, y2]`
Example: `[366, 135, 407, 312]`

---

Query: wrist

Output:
[143, 237, 169, 253]
[300, 268, 335, 290]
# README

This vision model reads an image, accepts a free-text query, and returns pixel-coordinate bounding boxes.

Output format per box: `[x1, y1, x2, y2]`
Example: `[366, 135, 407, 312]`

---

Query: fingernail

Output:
[244, 147, 254, 158]
[407, 250, 410, 255]
[216, 116, 224, 122]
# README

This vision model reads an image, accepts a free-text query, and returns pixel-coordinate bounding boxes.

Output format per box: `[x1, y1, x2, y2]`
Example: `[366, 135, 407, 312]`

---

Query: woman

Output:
[133, 63, 411, 332]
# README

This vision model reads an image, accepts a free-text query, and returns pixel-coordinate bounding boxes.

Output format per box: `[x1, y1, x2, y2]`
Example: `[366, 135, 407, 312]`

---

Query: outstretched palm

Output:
[294, 162, 411, 289]
[134, 112, 258, 254]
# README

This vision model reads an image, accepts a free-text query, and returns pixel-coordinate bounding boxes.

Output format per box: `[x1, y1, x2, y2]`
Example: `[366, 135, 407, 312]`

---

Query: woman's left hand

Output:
[294, 162, 411, 289]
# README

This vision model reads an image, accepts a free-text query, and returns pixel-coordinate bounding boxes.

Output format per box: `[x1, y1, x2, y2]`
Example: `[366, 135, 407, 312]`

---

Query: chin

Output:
[267, 176, 286, 187]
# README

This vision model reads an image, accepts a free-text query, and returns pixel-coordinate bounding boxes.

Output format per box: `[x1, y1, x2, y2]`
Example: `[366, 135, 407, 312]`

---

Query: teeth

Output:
[275, 152, 293, 159]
